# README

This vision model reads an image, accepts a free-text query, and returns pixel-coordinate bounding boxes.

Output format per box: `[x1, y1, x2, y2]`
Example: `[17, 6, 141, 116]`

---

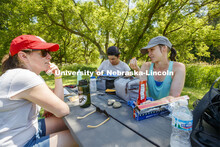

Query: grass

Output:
[41, 73, 90, 88]
[181, 86, 209, 110]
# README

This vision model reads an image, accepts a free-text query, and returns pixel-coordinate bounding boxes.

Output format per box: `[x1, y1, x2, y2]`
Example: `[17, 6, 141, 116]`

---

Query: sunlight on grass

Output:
[41, 73, 90, 88]
[38, 108, 44, 120]
[182, 87, 209, 109]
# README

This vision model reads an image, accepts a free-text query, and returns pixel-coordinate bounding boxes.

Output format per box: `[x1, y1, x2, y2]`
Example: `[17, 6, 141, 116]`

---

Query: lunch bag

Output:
[97, 76, 118, 90]
[114, 76, 140, 101]
[191, 77, 220, 147]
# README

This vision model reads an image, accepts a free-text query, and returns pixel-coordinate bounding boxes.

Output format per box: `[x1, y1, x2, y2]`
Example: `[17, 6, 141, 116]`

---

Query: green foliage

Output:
[38, 108, 45, 119]
[60, 63, 98, 72]
[185, 64, 220, 88]
[0, 0, 219, 64]
[41, 73, 78, 89]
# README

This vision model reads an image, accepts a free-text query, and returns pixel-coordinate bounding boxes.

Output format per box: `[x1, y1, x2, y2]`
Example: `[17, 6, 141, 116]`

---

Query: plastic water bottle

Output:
[90, 76, 97, 93]
[170, 100, 193, 147]
[77, 70, 82, 85]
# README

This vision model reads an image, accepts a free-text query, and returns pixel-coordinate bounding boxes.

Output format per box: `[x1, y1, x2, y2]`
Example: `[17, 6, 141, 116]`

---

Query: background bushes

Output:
[185, 64, 220, 88]
[60, 63, 97, 72]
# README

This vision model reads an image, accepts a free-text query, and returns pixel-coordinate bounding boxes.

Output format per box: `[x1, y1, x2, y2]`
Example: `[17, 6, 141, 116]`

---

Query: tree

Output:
[0, 0, 219, 64]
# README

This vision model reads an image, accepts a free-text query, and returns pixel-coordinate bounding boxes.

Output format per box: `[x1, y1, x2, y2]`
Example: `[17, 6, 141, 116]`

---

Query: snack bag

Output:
[137, 80, 147, 105]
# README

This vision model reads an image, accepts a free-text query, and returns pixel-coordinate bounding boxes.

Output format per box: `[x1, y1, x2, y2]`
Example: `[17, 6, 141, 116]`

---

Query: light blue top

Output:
[147, 61, 173, 100]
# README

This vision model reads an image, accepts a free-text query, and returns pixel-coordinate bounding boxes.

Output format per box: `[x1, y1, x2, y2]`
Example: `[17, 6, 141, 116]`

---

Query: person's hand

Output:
[129, 57, 140, 71]
[45, 62, 61, 77]
[158, 96, 175, 103]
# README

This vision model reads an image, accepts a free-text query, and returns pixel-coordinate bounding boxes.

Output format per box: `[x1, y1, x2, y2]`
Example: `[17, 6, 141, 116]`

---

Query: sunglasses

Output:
[22, 49, 50, 57]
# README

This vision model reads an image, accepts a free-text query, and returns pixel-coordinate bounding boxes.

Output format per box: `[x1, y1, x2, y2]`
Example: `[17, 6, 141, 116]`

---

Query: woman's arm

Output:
[47, 63, 64, 100]
[130, 58, 149, 81]
[11, 83, 69, 118]
[169, 62, 186, 97]
[129, 57, 140, 72]
[139, 62, 150, 81]
[53, 77, 64, 100]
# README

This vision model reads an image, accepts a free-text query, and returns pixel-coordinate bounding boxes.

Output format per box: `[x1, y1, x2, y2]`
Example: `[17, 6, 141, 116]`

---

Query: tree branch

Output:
[186, 0, 219, 17]
[163, 0, 189, 36]
[116, 0, 130, 48]
[95, 0, 102, 6]
[165, 25, 184, 35]
[105, 31, 109, 53]
[126, 0, 162, 62]
[72, 0, 92, 32]
[44, 7, 105, 56]
[173, 27, 200, 47]
[164, 0, 219, 36]
[156, 0, 169, 11]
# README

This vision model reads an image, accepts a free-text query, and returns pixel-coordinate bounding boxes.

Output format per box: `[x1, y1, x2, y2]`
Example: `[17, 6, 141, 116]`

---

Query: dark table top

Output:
[63, 91, 172, 147]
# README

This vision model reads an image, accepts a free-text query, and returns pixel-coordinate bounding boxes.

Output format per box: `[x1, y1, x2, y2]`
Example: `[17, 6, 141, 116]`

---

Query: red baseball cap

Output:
[9, 35, 59, 56]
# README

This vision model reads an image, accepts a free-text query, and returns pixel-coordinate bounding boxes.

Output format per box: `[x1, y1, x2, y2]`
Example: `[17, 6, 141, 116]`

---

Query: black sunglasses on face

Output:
[38, 49, 50, 57]
[22, 49, 50, 57]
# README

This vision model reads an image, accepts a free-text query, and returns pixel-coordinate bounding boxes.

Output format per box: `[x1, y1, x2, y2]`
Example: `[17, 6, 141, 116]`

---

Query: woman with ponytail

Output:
[130, 36, 185, 100]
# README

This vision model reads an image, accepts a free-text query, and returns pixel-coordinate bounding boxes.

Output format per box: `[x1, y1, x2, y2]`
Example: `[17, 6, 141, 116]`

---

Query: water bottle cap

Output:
[177, 99, 188, 106]
[90, 76, 96, 79]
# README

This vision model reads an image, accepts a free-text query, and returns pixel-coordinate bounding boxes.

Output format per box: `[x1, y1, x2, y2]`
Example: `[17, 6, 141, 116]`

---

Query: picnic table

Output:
[63, 88, 172, 147]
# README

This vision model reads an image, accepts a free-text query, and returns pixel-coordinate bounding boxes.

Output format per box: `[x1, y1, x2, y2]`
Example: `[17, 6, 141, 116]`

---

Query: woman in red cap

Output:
[130, 36, 185, 100]
[0, 35, 77, 146]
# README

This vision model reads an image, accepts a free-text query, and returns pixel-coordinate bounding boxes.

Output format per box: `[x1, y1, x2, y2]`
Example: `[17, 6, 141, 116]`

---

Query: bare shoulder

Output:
[173, 62, 185, 72]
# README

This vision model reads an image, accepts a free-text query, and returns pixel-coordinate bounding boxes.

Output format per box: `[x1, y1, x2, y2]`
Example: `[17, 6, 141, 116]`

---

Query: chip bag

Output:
[137, 80, 147, 105]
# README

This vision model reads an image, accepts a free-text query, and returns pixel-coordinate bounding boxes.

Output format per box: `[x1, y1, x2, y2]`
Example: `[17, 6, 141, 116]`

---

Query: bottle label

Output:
[172, 116, 193, 131]
[79, 95, 87, 106]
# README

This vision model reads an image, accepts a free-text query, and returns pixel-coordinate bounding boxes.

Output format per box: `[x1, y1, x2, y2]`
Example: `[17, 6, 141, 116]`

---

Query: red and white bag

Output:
[137, 80, 147, 105]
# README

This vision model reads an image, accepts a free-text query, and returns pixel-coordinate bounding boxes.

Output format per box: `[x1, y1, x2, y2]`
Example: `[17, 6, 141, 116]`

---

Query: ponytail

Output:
[169, 47, 177, 61]
[158, 44, 177, 61]
[1, 54, 21, 74]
